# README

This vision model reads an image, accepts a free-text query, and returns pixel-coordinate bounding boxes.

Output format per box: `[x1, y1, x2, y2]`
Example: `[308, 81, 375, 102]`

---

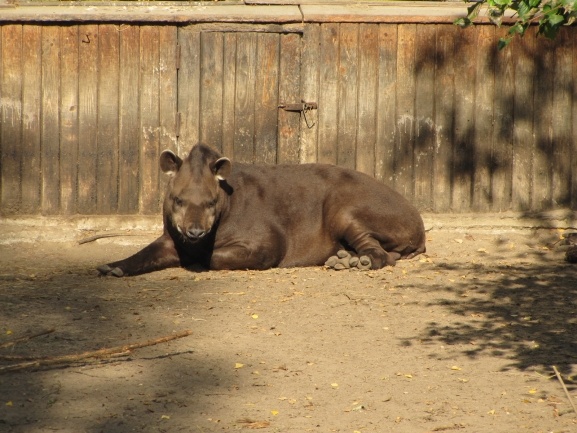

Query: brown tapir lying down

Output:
[97, 144, 426, 277]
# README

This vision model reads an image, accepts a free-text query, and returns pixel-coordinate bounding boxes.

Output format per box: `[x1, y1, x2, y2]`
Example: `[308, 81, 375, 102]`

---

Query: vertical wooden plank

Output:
[337, 23, 358, 170]
[551, 29, 572, 208]
[97, 25, 119, 214]
[432, 24, 455, 212]
[471, 25, 495, 212]
[178, 26, 200, 155]
[491, 26, 514, 212]
[59, 25, 79, 215]
[317, 23, 339, 165]
[511, 30, 535, 211]
[413, 24, 436, 210]
[532, 33, 553, 211]
[299, 23, 320, 164]
[21, 25, 42, 214]
[356, 23, 378, 177]
[118, 25, 140, 214]
[451, 27, 476, 211]
[159, 26, 178, 199]
[222, 33, 237, 158]
[1, 25, 23, 214]
[234, 32, 257, 163]
[254, 33, 279, 164]
[200, 32, 224, 151]
[277, 32, 301, 164]
[140, 25, 160, 214]
[78, 24, 99, 214]
[375, 24, 397, 184]
[41, 26, 61, 214]
[395, 24, 416, 201]
[572, 29, 577, 210]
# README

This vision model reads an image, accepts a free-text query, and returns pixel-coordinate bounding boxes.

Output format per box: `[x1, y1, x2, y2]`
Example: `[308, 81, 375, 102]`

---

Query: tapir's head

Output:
[160, 144, 231, 243]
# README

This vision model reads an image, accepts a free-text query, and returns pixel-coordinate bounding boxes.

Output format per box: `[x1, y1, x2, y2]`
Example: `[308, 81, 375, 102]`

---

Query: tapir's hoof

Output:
[357, 255, 372, 271]
[324, 256, 338, 267]
[97, 264, 125, 277]
[325, 250, 371, 271]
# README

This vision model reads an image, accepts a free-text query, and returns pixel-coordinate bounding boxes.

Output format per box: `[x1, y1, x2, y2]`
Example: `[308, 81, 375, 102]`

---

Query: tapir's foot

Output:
[97, 264, 125, 277]
[324, 250, 402, 270]
[325, 250, 372, 271]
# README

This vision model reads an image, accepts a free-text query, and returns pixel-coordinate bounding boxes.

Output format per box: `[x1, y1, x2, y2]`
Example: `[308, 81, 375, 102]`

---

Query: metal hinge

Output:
[278, 101, 317, 128]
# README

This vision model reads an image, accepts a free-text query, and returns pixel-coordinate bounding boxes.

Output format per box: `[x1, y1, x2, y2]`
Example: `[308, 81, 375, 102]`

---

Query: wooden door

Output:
[177, 28, 302, 165]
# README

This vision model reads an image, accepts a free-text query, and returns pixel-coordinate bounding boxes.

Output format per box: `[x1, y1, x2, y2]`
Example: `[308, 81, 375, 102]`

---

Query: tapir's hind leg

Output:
[341, 223, 398, 269]
[97, 234, 181, 277]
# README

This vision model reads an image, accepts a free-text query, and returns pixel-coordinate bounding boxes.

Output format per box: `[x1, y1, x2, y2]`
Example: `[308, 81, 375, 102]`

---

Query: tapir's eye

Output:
[208, 198, 218, 208]
[173, 196, 183, 207]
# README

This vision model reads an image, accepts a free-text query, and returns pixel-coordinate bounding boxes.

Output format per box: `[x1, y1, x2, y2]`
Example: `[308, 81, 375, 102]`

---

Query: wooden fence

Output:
[1, 3, 576, 217]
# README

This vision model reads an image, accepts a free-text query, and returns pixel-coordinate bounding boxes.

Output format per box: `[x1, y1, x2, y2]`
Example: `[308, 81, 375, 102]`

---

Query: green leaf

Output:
[516, 0, 532, 19]
[454, 17, 473, 28]
[546, 13, 566, 26]
[498, 36, 513, 50]
[467, 1, 484, 19]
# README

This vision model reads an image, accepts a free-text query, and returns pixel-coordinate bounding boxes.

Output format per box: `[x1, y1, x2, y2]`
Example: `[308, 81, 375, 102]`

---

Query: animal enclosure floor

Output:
[1, 229, 576, 433]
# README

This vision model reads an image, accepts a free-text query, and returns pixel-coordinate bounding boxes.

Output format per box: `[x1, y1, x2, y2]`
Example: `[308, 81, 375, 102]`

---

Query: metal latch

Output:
[278, 101, 317, 128]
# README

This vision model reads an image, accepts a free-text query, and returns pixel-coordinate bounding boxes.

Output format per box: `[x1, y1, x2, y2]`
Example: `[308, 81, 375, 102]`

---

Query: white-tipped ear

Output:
[160, 150, 182, 176]
[213, 157, 232, 181]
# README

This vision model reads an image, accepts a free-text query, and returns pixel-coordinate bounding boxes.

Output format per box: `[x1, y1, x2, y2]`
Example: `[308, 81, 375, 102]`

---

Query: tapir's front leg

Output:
[97, 234, 181, 277]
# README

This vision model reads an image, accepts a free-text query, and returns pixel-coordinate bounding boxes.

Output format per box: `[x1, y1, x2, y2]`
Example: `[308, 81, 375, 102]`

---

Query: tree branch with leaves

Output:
[455, 0, 577, 49]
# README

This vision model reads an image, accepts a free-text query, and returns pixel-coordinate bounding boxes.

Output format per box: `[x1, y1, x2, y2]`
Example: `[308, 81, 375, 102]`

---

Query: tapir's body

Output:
[98, 144, 426, 276]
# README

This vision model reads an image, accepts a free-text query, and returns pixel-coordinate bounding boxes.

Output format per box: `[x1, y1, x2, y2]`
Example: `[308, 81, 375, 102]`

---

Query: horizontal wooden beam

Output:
[0, 3, 302, 23]
[0, 1, 516, 25]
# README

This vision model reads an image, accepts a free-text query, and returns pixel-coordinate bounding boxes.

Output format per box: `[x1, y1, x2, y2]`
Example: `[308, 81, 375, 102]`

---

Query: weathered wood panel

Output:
[277, 32, 301, 164]
[1, 19, 577, 217]
[21, 25, 42, 214]
[432, 25, 455, 212]
[375, 24, 397, 184]
[179, 29, 301, 164]
[118, 25, 140, 215]
[1, 25, 23, 214]
[60, 25, 79, 215]
[77, 24, 99, 214]
[97, 24, 120, 214]
[300, 22, 577, 213]
[356, 23, 378, 177]
[317, 23, 339, 165]
[413, 24, 435, 210]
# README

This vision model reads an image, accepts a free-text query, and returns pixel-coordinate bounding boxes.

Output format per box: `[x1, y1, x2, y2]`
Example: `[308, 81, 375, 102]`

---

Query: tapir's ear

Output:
[159, 150, 182, 176]
[213, 157, 231, 181]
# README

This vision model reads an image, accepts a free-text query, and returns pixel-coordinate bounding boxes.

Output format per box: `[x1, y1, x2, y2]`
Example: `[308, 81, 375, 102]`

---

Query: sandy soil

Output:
[1, 227, 576, 433]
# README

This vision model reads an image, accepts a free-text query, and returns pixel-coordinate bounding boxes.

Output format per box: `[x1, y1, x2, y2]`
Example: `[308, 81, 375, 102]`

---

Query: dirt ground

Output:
[1, 224, 576, 433]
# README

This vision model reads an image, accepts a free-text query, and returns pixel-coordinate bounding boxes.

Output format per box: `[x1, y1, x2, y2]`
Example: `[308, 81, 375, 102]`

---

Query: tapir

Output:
[97, 144, 426, 276]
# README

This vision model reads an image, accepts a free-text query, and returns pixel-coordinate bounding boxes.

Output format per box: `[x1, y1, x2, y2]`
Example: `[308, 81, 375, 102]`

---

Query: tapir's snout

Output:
[184, 227, 208, 241]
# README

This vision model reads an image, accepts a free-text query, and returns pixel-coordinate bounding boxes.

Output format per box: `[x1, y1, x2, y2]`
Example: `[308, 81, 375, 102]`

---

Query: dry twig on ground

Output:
[0, 329, 192, 374]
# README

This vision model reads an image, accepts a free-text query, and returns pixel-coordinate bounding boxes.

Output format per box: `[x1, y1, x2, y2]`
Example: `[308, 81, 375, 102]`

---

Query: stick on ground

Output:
[0, 328, 55, 349]
[0, 329, 192, 374]
[552, 365, 577, 415]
